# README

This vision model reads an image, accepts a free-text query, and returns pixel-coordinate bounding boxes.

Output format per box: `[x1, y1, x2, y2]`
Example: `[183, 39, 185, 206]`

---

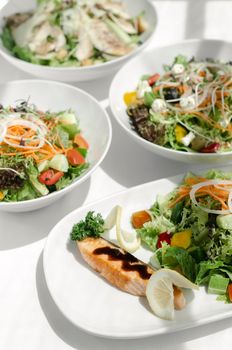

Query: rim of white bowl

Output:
[109, 38, 232, 159]
[0, 79, 112, 207]
[0, 0, 157, 72]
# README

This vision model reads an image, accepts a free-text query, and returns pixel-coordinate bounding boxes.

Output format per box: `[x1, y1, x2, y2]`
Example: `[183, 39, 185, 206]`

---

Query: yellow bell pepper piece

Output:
[171, 230, 192, 249]
[175, 125, 187, 143]
[0, 192, 5, 201]
[124, 91, 137, 106]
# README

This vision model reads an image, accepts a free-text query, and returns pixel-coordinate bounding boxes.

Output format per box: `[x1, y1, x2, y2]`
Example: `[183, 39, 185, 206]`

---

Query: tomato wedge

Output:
[148, 73, 160, 86]
[157, 232, 171, 249]
[38, 169, 64, 186]
[74, 134, 89, 149]
[67, 149, 85, 166]
[228, 283, 232, 302]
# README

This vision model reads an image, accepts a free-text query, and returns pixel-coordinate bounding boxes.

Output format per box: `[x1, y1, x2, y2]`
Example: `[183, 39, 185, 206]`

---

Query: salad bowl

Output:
[110, 39, 232, 164]
[0, 0, 157, 82]
[0, 80, 112, 212]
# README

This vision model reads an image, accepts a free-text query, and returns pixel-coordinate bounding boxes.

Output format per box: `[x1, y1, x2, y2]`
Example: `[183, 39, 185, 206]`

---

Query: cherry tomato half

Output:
[67, 149, 85, 166]
[38, 169, 64, 186]
[157, 232, 171, 249]
[148, 73, 160, 86]
[200, 142, 220, 153]
[228, 283, 232, 302]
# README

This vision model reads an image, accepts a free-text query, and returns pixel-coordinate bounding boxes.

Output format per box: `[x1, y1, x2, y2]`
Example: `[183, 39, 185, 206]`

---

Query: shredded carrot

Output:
[169, 177, 231, 209]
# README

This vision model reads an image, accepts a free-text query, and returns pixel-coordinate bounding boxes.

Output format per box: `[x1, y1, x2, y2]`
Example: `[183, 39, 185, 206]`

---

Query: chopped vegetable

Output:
[208, 274, 229, 295]
[74, 134, 89, 149]
[124, 91, 137, 106]
[228, 283, 232, 302]
[156, 231, 171, 248]
[148, 73, 160, 86]
[131, 210, 152, 229]
[39, 169, 64, 186]
[171, 230, 192, 249]
[175, 125, 187, 143]
[67, 149, 85, 166]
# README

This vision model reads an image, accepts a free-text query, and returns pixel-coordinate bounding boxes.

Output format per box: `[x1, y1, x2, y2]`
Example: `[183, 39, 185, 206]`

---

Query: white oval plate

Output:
[0, 0, 157, 82]
[110, 39, 232, 164]
[43, 165, 232, 339]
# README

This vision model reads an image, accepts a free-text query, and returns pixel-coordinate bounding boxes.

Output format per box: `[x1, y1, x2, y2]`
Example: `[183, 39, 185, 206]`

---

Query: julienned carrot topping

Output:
[169, 177, 231, 209]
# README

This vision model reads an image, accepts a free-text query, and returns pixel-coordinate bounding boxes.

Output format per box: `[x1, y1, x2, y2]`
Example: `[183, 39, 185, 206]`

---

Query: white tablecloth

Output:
[1, 1, 232, 349]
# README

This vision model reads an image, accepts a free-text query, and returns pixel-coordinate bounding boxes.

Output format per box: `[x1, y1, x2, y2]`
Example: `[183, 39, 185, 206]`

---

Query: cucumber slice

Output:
[208, 274, 229, 295]
[49, 154, 69, 172]
[38, 160, 49, 173]
[58, 112, 77, 125]
[105, 19, 132, 44]
[29, 175, 49, 196]
[216, 214, 232, 229]
[60, 124, 79, 139]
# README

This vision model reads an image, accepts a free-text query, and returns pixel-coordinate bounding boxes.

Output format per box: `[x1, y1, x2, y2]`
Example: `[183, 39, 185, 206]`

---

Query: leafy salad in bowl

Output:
[124, 55, 232, 154]
[0, 100, 89, 202]
[1, 0, 148, 68]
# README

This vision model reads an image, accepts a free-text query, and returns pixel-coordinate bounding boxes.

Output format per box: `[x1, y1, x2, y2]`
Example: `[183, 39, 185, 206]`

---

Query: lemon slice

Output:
[116, 206, 141, 253]
[104, 206, 120, 230]
[146, 269, 198, 320]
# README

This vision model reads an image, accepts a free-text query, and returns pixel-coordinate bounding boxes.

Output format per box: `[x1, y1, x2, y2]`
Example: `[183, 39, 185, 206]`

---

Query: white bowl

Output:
[0, 0, 157, 82]
[110, 39, 232, 164]
[0, 80, 112, 212]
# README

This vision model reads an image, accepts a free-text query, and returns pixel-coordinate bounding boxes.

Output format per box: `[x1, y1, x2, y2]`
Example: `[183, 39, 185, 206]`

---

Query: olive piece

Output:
[163, 87, 180, 102]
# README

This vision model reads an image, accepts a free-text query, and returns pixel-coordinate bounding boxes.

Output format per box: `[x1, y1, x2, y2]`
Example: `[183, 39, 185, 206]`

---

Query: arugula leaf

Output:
[70, 211, 104, 241]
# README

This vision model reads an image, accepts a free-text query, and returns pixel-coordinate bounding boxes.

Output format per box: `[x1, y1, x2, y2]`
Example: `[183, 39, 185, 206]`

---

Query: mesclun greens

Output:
[124, 55, 232, 154]
[70, 211, 105, 241]
[1, 0, 148, 68]
[132, 169, 232, 302]
[0, 101, 89, 202]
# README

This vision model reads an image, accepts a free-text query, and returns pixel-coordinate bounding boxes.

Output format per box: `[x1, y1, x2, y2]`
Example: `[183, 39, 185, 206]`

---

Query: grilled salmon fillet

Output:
[77, 237, 154, 296]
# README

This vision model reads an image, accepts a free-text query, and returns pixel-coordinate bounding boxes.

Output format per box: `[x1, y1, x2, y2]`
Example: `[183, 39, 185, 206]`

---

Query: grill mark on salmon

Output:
[77, 237, 154, 296]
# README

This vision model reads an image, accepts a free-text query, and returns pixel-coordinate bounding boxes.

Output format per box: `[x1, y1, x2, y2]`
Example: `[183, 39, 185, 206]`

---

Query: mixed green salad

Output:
[1, 0, 148, 67]
[0, 101, 89, 202]
[124, 55, 232, 153]
[131, 169, 232, 303]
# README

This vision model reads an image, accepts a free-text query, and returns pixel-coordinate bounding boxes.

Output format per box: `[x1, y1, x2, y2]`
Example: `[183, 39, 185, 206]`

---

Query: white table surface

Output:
[1, 1, 232, 349]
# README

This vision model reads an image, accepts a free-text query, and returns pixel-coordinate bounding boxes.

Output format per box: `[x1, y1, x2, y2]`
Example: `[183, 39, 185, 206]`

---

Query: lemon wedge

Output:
[116, 206, 141, 253]
[104, 205, 120, 230]
[146, 269, 198, 320]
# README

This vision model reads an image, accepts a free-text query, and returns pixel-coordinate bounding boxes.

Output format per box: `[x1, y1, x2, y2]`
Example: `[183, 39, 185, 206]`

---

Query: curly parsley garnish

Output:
[70, 211, 105, 241]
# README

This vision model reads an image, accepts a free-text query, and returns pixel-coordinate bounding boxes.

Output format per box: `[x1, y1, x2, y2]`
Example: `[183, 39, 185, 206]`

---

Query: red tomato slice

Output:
[67, 149, 85, 166]
[74, 134, 89, 149]
[38, 169, 64, 186]
[228, 284, 232, 302]
[148, 73, 160, 86]
[156, 232, 171, 249]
